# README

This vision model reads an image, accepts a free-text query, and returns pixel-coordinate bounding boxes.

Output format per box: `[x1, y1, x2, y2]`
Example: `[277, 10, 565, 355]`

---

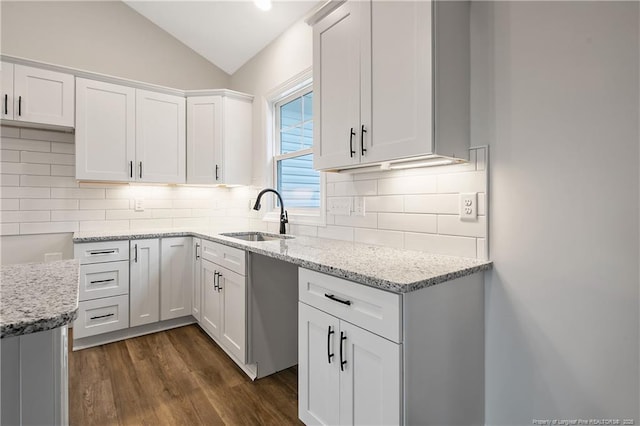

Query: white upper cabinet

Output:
[186, 93, 252, 185]
[136, 90, 186, 184]
[1, 62, 74, 127]
[75, 78, 136, 181]
[75, 79, 186, 183]
[312, 0, 470, 171]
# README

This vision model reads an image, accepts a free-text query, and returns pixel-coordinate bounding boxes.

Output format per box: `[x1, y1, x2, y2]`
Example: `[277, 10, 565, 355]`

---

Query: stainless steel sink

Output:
[219, 232, 294, 242]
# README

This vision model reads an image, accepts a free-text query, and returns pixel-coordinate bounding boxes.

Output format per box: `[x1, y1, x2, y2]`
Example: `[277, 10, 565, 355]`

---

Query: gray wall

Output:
[480, 1, 640, 424]
[0, 1, 230, 89]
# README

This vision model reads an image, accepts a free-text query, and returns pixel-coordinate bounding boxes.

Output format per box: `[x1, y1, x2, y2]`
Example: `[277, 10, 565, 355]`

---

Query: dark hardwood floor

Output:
[69, 325, 302, 426]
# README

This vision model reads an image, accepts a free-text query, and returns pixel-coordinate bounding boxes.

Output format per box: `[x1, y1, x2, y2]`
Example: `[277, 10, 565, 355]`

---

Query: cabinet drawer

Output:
[201, 240, 245, 275]
[299, 268, 402, 343]
[79, 261, 129, 301]
[74, 241, 129, 264]
[73, 294, 129, 339]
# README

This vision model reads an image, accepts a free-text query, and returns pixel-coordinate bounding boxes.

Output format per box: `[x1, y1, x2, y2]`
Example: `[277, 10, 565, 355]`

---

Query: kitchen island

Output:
[1, 259, 80, 426]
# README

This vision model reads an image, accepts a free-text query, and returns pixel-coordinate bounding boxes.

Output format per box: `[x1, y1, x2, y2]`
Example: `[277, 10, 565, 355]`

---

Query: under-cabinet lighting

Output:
[254, 0, 272, 11]
[388, 158, 456, 169]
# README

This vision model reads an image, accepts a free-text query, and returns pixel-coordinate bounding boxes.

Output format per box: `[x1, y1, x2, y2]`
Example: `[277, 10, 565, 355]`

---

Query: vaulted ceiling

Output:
[123, 1, 321, 75]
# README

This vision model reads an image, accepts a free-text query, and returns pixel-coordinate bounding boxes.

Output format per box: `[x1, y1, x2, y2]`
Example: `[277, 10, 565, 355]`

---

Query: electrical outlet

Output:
[353, 197, 366, 216]
[328, 197, 352, 216]
[459, 193, 477, 221]
[134, 199, 144, 212]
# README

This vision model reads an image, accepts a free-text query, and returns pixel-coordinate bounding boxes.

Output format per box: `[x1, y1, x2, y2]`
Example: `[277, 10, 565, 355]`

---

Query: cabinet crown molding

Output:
[1, 54, 251, 99]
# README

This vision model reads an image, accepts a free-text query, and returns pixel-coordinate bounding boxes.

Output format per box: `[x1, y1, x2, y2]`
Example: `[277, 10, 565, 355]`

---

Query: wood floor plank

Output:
[69, 325, 300, 426]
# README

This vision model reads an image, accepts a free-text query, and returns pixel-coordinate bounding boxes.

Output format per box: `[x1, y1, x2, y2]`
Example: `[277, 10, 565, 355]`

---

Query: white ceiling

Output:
[123, 1, 321, 75]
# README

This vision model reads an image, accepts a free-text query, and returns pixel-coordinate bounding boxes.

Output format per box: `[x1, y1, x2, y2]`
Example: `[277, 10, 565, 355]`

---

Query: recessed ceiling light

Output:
[254, 0, 272, 11]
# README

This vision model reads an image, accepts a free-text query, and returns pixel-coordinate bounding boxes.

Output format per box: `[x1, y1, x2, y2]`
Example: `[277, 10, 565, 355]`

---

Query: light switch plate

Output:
[353, 197, 366, 216]
[134, 199, 144, 212]
[329, 197, 352, 216]
[459, 193, 477, 221]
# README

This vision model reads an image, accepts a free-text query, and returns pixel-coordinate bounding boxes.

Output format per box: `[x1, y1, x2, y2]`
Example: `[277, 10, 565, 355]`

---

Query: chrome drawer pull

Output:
[90, 313, 115, 320]
[89, 278, 115, 284]
[324, 293, 352, 306]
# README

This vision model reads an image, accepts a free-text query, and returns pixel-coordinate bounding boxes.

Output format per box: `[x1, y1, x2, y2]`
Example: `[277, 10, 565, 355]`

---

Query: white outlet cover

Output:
[134, 199, 145, 212]
[329, 197, 352, 216]
[459, 193, 477, 221]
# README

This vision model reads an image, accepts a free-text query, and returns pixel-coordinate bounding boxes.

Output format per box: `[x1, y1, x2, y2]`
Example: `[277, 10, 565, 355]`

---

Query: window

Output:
[273, 84, 323, 221]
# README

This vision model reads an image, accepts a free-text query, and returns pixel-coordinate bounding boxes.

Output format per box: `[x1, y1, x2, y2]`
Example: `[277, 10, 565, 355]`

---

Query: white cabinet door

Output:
[192, 238, 202, 321]
[338, 320, 401, 426]
[186, 95, 252, 185]
[298, 303, 341, 426]
[1, 62, 14, 119]
[130, 239, 160, 327]
[136, 89, 186, 183]
[219, 267, 246, 363]
[312, 1, 363, 170]
[186, 96, 222, 184]
[160, 237, 192, 321]
[201, 260, 222, 339]
[13, 64, 74, 127]
[75, 78, 136, 181]
[363, 1, 432, 164]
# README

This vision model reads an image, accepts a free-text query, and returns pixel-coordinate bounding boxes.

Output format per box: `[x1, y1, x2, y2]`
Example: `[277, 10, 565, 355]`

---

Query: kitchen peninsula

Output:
[0, 259, 79, 425]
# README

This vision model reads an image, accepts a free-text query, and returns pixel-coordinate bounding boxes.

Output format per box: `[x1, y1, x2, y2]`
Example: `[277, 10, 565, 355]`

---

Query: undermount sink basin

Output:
[219, 232, 294, 242]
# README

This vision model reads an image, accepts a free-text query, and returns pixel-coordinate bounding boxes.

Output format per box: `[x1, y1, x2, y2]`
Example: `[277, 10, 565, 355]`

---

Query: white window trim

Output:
[263, 68, 326, 227]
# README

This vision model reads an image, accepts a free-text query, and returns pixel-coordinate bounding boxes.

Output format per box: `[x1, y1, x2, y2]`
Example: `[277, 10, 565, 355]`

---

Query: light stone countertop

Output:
[1, 259, 80, 338]
[74, 229, 492, 293]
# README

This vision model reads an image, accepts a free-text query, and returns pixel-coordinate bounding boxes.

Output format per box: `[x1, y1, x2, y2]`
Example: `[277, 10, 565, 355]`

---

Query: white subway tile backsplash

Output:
[20, 175, 78, 188]
[51, 188, 104, 199]
[130, 218, 172, 230]
[79, 220, 129, 232]
[51, 210, 105, 221]
[106, 209, 153, 220]
[334, 180, 377, 196]
[288, 224, 318, 237]
[1, 199, 19, 210]
[51, 142, 75, 154]
[437, 215, 487, 238]
[1, 223, 20, 236]
[172, 199, 213, 209]
[354, 228, 404, 249]
[20, 199, 78, 210]
[404, 233, 477, 258]
[317, 225, 354, 242]
[365, 196, 404, 212]
[477, 238, 487, 260]
[20, 221, 78, 235]
[378, 175, 437, 195]
[19, 128, 74, 143]
[478, 193, 486, 215]
[1, 211, 50, 223]
[2, 187, 50, 198]
[404, 194, 459, 214]
[1, 127, 20, 138]
[1, 174, 20, 186]
[437, 171, 486, 194]
[172, 217, 209, 228]
[1, 162, 51, 175]
[378, 212, 437, 233]
[334, 213, 378, 229]
[0, 138, 51, 152]
[51, 165, 75, 177]
[79, 199, 129, 210]
[20, 151, 74, 165]
[1, 150, 20, 162]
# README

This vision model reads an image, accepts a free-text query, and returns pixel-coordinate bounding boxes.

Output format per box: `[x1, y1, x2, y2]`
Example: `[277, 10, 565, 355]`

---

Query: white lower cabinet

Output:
[200, 240, 247, 364]
[160, 237, 192, 320]
[192, 238, 202, 321]
[298, 302, 401, 426]
[129, 239, 160, 327]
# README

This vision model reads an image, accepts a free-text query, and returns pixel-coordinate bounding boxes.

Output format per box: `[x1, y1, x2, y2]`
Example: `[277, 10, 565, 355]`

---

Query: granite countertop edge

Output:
[74, 230, 493, 294]
[1, 259, 80, 339]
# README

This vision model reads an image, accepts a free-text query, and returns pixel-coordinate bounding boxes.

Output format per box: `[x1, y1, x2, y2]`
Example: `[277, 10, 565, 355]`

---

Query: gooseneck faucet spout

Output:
[253, 188, 288, 234]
